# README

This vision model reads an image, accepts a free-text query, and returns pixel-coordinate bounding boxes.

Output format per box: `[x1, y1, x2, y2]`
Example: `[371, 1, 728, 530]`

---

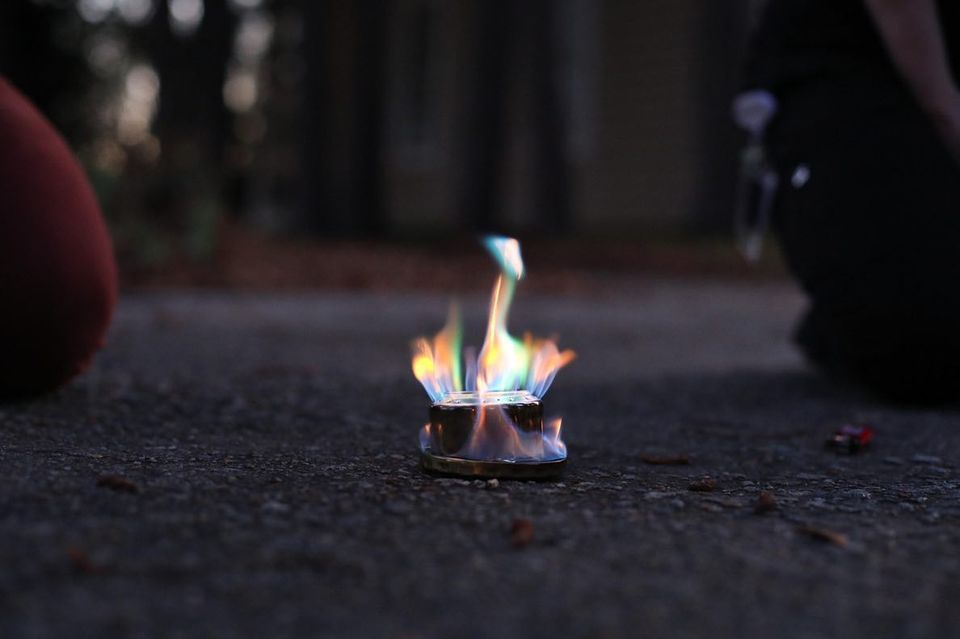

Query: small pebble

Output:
[96, 475, 140, 494]
[510, 518, 534, 548]
[261, 500, 290, 514]
[688, 478, 716, 492]
[644, 490, 673, 501]
[754, 491, 778, 514]
[796, 525, 848, 548]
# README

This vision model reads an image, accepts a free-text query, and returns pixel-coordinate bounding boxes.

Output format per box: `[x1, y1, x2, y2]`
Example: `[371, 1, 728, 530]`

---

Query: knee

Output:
[836, 307, 960, 404]
[0, 79, 116, 399]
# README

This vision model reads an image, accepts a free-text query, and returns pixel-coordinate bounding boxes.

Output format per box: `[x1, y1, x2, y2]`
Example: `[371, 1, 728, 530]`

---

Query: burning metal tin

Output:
[419, 390, 566, 480]
[427, 391, 542, 455]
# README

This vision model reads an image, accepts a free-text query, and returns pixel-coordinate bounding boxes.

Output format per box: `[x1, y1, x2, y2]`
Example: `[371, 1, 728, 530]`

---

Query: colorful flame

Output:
[411, 236, 574, 462]
[411, 236, 575, 402]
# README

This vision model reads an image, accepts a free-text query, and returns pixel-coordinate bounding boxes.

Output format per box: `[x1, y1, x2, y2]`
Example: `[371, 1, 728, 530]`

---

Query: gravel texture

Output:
[2, 281, 959, 638]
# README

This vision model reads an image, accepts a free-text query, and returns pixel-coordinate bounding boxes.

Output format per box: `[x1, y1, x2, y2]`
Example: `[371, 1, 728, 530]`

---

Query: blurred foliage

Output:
[2, 0, 276, 271]
[86, 157, 223, 268]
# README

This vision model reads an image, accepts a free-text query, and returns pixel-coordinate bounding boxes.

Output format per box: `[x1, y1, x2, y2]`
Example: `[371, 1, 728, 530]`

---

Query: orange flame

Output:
[411, 304, 462, 400]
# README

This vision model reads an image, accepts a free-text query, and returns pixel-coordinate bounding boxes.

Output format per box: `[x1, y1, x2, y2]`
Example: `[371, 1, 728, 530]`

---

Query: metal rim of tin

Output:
[419, 450, 566, 480]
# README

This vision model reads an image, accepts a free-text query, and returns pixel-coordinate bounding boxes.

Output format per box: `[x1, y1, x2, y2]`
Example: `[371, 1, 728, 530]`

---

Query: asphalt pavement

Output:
[2, 281, 959, 639]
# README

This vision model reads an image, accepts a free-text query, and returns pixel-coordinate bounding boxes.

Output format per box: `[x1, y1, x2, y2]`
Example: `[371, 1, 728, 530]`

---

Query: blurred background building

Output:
[0, 0, 758, 271]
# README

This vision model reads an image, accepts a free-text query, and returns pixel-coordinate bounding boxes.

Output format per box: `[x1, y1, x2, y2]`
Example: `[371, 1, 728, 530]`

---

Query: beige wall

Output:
[580, 0, 700, 234]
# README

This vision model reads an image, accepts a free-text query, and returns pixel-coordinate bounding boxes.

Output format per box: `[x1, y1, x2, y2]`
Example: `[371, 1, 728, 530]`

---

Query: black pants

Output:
[769, 75, 960, 403]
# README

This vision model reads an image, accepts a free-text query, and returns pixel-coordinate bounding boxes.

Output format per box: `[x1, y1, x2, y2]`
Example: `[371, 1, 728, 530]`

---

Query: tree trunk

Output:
[299, 0, 387, 236]
[457, 0, 510, 233]
[525, 0, 570, 233]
